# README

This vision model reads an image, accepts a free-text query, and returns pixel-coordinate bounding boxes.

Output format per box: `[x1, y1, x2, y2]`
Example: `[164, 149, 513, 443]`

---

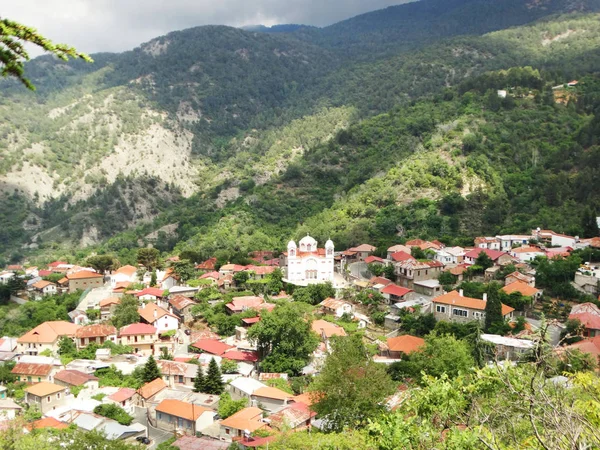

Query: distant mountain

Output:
[241, 24, 316, 33]
[2, 0, 600, 263]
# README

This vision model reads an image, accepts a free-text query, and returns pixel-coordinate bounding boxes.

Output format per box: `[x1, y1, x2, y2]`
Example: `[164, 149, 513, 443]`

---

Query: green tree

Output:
[248, 303, 319, 375]
[150, 271, 157, 287]
[438, 271, 457, 290]
[57, 336, 77, 356]
[111, 295, 140, 329]
[292, 282, 335, 305]
[484, 282, 506, 334]
[220, 359, 239, 374]
[475, 251, 494, 270]
[170, 259, 195, 283]
[0, 17, 91, 90]
[311, 334, 395, 432]
[0, 361, 16, 384]
[410, 246, 427, 260]
[233, 271, 250, 286]
[86, 255, 115, 274]
[581, 207, 599, 238]
[218, 392, 248, 419]
[193, 366, 205, 393]
[93, 403, 133, 425]
[141, 355, 161, 383]
[137, 248, 161, 271]
[203, 358, 224, 395]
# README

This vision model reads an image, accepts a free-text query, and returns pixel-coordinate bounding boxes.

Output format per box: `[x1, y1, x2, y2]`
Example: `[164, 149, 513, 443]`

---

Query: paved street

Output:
[133, 406, 174, 449]
[348, 261, 369, 280]
[76, 283, 112, 310]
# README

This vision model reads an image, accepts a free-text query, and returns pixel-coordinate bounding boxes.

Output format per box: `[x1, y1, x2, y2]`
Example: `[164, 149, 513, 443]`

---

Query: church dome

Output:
[287, 240, 297, 249]
[325, 239, 334, 248]
[299, 234, 318, 252]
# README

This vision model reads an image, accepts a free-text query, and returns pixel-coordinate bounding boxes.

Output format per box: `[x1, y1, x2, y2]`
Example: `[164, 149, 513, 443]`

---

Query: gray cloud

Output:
[3, 0, 412, 55]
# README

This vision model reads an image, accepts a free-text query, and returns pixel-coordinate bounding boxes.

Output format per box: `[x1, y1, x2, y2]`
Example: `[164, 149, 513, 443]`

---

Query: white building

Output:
[285, 235, 334, 286]
[495, 235, 532, 252]
[110, 265, 138, 288]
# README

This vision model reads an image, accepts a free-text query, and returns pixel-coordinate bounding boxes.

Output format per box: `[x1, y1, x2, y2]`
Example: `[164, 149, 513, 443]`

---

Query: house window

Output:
[225, 428, 230, 435]
[47, 396, 51, 403]
[178, 375, 184, 383]
[38, 377, 41, 382]
[157, 412, 162, 420]
[27, 376, 32, 382]
[56, 393, 61, 399]
[436, 305, 446, 313]
[452, 309, 468, 317]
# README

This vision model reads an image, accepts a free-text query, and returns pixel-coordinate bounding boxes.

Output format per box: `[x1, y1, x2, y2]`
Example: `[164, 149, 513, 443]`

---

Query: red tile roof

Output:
[99, 297, 120, 308]
[169, 295, 197, 310]
[66, 270, 103, 280]
[242, 317, 261, 325]
[38, 270, 53, 277]
[138, 377, 167, 399]
[136, 287, 165, 298]
[569, 313, 600, 331]
[364, 256, 384, 264]
[225, 296, 264, 313]
[434, 290, 514, 316]
[381, 284, 412, 298]
[108, 387, 137, 403]
[387, 335, 425, 354]
[222, 350, 259, 362]
[138, 303, 179, 323]
[561, 336, 600, 357]
[252, 386, 293, 401]
[27, 417, 68, 431]
[464, 248, 507, 261]
[191, 339, 234, 356]
[501, 281, 540, 297]
[12, 363, 52, 376]
[75, 324, 117, 338]
[196, 258, 217, 271]
[200, 271, 220, 280]
[349, 244, 376, 252]
[53, 370, 98, 386]
[391, 251, 416, 262]
[32, 280, 54, 290]
[369, 276, 392, 286]
[156, 399, 211, 421]
[119, 323, 157, 336]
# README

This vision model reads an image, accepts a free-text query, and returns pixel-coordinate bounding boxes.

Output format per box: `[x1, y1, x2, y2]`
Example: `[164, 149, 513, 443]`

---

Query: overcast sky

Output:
[3, 1, 412, 55]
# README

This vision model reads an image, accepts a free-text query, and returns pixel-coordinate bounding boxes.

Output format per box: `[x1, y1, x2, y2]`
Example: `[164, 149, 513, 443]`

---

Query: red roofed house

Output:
[269, 401, 316, 431]
[66, 270, 103, 293]
[394, 259, 444, 289]
[220, 407, 266, 441]
[386, 335, 425, 359]
[111, 265, 138, 288]
[155, 399, 216, 435]
[560, 336, 600, 361]
[319, 298, 353, 318]
[196, 258, 217, 272]
[381, 284, 413, 304]
[390, 251, 416, 263]
[225, 296, 265, 314]
[222, 350, 259, 363]
[192, 339, 234, 357]
[136, 287, 166, 302]
[501, 281, 542, 302]
[464, 249, 514, 266]
[365, 255, 385, 265]
[11, 363, 54, 384]
[387, 245, 412, 260]
[348, 244, 376, 261]
[251, 386, 293, 413]
[99, 297, 120, 321]
[138, 303, 180, 332]
[137, 378, 168, 407]
[369, 276, 393, 289]
[30, 280, 57, 299]
[169, 295, 197, 322]
[505, 271, 535, 287]
[433, 290, 514, 324]
[75, 324, 117, 349]
[53, 370, 98, 390]
[118, 323, 159, 356]
[107, 387, 137, 413]
[569, 303, 600, 338]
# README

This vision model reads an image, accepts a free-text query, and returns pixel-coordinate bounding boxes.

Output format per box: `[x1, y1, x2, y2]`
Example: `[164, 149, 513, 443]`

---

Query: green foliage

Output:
[311, 334, 395, 432]
[137, 248, 161, 271]
[86, 255, 115, 273]
[203, 358, 224, 395]
[95, 365, 143, 389]
[156, 437, 178, 450]
[534, 255, 583, 299]
[0, 361, 16, 384]
[484, 282, 506, 334]
[141, 355, 161, 383]
[292, 282, 335, 305]
[93, 404, 133, 425]
[220, 358, 238, 374]
[218, 392, 248, 419]
[169, 259, 195, 282]
[264, 377, 294, 394]
[193, 365, 205, 393]
[248, 303, 319, 375]
[110, 295, 140, 329]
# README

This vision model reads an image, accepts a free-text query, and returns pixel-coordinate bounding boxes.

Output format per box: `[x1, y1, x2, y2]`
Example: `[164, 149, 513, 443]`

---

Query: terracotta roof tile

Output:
[25, 382, 66, 397]
[108, 388, 137, 403]
[17, 321, 80, 344]
[32, 280, 54, 290]
[114, 265, 137, 277]
[138, 377, 167, 399]
[169, 295, 197, 310]
[75, 324, 117, 338]
[66, 270, 103, 280]
[136, 288, 165, 298]
[434, 290, 514, 316]
[53, 370, 98, 386]
[119, 323, 157, 336]
[386, 335, 425, 354]
[222, 350, 259, 362]
[27, 417, 68, 431]
[501, 281, 540, 297]
[138, 303, 179, 323]
[252, 386, 292, 401]
[311, 320, 346, 338]
[99, 297, 120, 308]
[391, 251, 415, 262]
[156, 399, 211, 421]
[381, 284, 412, 297]
[12, 363, 53, 376]
[191, 339, 234, 356]
[220, 407, 264, 432]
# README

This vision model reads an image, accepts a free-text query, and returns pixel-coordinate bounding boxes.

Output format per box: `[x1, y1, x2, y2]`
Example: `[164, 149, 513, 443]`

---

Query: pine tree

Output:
[203, 358, 224, 395]
[142, 355, 162, 383]
[193, 366, 205, 393]
[150, 271, 157, 287]
[581, 207, 599, 238]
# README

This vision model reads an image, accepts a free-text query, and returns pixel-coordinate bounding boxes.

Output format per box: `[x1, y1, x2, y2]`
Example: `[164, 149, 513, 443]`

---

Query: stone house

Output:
[432, 290, 514, 324]
[25, 382, 67, 414]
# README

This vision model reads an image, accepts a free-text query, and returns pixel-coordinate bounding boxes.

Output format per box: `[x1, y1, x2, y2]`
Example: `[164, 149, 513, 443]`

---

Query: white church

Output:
[283, 235, 335, 286]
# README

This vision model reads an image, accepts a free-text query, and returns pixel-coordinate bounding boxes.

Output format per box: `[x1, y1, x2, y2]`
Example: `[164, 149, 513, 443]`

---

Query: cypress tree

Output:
[193, 365, 205, 393]
[204, 358, 224, 395]
[484, 283, 503, 333]
[142, 355, 162, 383]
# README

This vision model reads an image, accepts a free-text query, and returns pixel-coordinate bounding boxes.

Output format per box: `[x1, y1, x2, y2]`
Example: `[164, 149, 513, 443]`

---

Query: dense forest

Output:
[2, 0, 600, 264]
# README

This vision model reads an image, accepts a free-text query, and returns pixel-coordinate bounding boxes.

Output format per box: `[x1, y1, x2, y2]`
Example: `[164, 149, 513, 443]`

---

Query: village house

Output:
[495, 235, 532, 251]
[75, 324, 117, 349]
[160, 268, 179, 290]
[434, 247, 465, 265]
[569, 303, 600, 338]
[136, 287, 166, 303]
[17, 321, 80, 356]
[505, 271, 535, 287]
[283, 235, 335, 286]
[432, 290, 514, 324]
[168, 296, 197, 323]
[560, 336, 600, 362]
[11, 363, 55, 384]
[0, 398, 23, 421]
[269, 402, 316, 431]
[66, 270, 104, 293]
[413, 279, 443, 298]
[225, 296, 275, 315]
[311, 319, 346, 351]
[509, 246, 546, 262]
[136, 378, 168, 407]
[319, 298, 353, 318]
[394, 259, 444, 289]
[53, 370, 99, 392]
[138, 302, 180, 332]
[30, 280, 57, 299]
[347, 244, 376, 261]
[385, 335, 425, 359]
[118, 323, 158, 356]
[475, 237, 501, 250]
[219, 407, 266, 441]
[501, 281, 543, 302]
[381, 284, 413, 304]
[191, 339, 234, 357]
[251, 386, 293, 413]
[106, 388, 137, 414]
[481, 334, 535, 361]
[110, 265, 138, 288]
[196, 258, 217, 272]
[157, 360, 198, 388]
[155, 399, 216, 435]
[463, 248, 514, 266]
[99, 297, 120, 321]
[228, 377, 266, 402]
[25, 382, 67, 414]
[386, 245, 412, 260]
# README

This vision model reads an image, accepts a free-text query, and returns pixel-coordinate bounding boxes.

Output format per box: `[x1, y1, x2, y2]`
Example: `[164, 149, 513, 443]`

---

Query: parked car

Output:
[136, 436, 151, 445]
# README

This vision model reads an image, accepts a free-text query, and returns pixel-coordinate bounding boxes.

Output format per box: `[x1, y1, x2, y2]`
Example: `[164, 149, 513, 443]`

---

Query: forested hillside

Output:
[2, 0, 600, 264]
